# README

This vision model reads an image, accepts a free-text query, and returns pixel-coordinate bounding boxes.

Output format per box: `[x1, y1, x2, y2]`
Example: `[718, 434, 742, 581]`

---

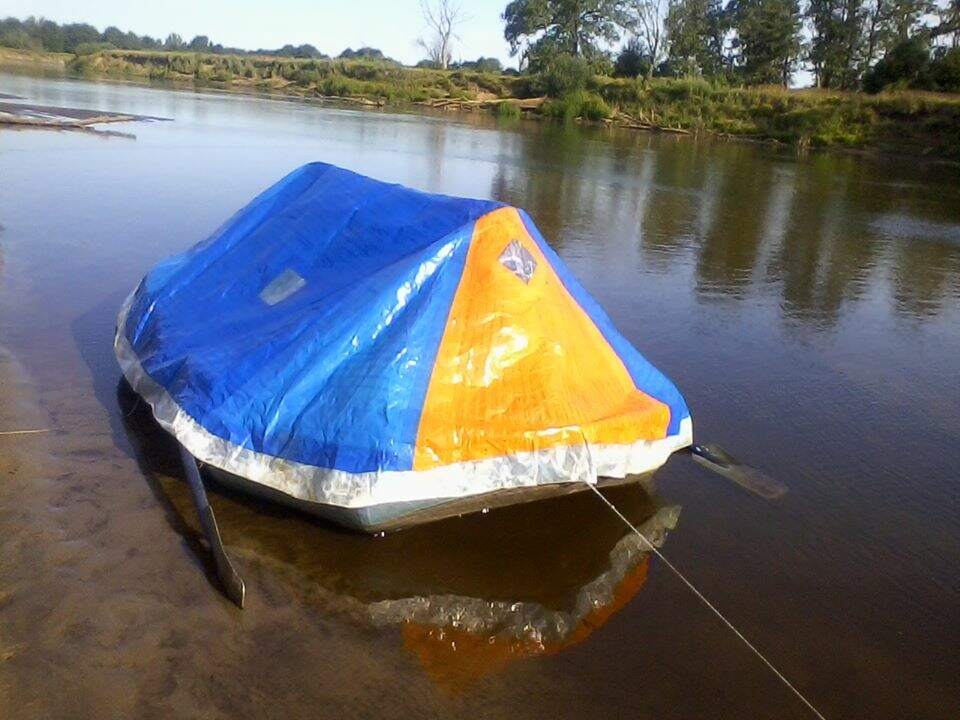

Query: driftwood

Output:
[614, 110, 692, 135]
[0, 111, 135, 128]
[413, 96, 546, 113]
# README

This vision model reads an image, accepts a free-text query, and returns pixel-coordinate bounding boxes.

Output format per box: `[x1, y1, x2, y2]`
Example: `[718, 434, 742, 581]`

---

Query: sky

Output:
[5, 0, 522, 67]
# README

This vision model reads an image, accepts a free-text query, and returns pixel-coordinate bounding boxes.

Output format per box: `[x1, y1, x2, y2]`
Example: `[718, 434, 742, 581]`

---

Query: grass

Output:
[593, 76, 960, 156]
[543, 90, 612, 121]
[496, 101, 522, 119]
[65, 49, 527, 106]
[2, 47, 959, 158]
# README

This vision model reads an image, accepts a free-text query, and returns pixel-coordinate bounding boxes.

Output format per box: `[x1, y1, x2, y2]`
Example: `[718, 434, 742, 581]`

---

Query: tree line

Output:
[0, 14, 504, 73]
[3, 5, 959, 93]
[503, 0, 960, 91]
[0, 16, 332, 59]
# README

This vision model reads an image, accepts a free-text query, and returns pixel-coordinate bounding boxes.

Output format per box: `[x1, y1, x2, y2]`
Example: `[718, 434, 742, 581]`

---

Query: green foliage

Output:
[338, 47, 385, 60]
[544, 89, 611, 120]
[666, 0, 728, 76]
[454, 56, 503, 73]
[74, 42, 116, 56]
[929, 48, 960, 93]
[0, 26, 40, 51]
[614, 38, 651, 78]
[496, 100, 522, 118]
[531, 52, 593, 96]
[503, 0, 626, 63]
[807, 0, 866, 89]
[730, 0, 803, 86]
[863, 37, 930, 92]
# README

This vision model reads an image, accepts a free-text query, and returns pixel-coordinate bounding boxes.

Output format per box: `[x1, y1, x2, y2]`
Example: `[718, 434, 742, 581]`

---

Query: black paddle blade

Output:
[689, 444, 787, 500]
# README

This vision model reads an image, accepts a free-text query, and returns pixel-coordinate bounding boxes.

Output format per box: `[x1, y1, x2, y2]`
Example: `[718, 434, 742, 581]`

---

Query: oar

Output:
[178, 443, 245, 608]
[687, 443, 787, 499]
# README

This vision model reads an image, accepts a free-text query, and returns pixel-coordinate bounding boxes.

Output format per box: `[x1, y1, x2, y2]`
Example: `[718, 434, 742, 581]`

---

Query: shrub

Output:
[74, 41, 115, 56]
[614, 40, 651, 79]
[533, 53, 592, 97]
[863, 38, 930, 93]
[929, 48, 960, 93]
[544, 90, 611, 121]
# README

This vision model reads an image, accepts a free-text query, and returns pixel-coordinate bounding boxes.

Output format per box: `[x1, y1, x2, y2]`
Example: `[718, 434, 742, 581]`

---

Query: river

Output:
[1, 72, 958, 719]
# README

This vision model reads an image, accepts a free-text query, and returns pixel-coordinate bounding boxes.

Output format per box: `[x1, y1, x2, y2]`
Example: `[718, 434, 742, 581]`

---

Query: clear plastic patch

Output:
[259, 268, 306, 306]
[498, 240, 537, 284]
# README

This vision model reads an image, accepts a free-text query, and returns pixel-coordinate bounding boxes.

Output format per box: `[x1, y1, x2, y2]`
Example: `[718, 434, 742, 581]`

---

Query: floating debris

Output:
[0, 100, 170, 129]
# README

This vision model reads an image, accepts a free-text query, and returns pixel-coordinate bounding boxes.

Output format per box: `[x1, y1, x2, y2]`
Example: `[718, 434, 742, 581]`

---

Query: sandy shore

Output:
[0, 344, 436, 719]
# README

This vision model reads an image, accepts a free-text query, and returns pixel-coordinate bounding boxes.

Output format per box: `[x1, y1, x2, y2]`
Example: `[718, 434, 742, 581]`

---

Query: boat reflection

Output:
[118, 379, 679, 691]
[382, 505, 676, 693]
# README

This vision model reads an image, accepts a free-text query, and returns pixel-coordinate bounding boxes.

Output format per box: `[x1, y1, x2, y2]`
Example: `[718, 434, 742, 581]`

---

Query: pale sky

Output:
[5, 0, 521, 68]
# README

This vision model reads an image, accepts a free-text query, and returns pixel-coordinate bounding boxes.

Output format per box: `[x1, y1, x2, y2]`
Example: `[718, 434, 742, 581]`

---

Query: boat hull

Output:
[205, 465, 655, 533]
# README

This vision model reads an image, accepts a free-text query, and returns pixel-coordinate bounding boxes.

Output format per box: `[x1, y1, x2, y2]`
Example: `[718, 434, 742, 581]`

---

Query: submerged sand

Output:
[0, 347, 435, 719]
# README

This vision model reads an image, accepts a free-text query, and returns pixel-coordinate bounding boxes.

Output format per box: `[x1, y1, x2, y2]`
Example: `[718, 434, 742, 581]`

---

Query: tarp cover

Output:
[115, 162, 692, 510]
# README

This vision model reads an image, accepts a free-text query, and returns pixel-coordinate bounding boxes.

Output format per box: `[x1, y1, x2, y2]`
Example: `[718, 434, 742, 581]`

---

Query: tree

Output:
[730, 0, 802, 85]
[624, 0, 668, 78]
[188, 35, 211, 52]
[454, 56, 504, 71]
[938, 0, 960, 47]
[886, 0, 934, 43]
[614, 37, 652, 75]
[418, 0, 465, 69]
[164, 33, 183, 50]
[808, 0, 866, 88]
[339, 47, 385, 60]
[102, 25, 125, 47]
[665, 0, 729, 76]
[37, 18, 66, 52]
[862, 34, 931, 89]
[62, 23, 100, 53]
[503, 0, 627, 65]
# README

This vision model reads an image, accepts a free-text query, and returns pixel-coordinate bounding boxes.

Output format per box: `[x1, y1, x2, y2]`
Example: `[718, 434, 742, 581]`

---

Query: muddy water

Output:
[1, 72, 959, 719]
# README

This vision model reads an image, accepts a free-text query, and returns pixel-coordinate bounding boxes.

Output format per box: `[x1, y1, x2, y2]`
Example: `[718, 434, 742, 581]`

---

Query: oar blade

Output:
[178, 444, 246, 608]
[690, 444, 787, 500]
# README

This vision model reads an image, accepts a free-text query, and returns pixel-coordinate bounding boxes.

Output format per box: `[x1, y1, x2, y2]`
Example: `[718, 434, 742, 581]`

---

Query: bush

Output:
[533, 53, 592, 97]
[544, 90, 611, 121]
[929, 48, 960, 93]
[863, 38, 930, 93]
[614, 41, 652, 79]
[0, 28, 41, 50]
[74, 41, 115, 56]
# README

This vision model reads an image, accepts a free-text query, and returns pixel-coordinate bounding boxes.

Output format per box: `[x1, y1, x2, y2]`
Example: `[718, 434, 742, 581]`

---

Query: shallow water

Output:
[1, 72, 959, 719]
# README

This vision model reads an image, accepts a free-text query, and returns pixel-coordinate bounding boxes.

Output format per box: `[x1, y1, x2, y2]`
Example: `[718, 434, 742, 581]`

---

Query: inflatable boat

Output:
[115, 162, 692, 533]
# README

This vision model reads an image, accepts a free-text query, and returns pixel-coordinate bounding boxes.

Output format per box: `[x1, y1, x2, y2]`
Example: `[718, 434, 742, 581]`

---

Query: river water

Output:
[1, 72, 958, 719]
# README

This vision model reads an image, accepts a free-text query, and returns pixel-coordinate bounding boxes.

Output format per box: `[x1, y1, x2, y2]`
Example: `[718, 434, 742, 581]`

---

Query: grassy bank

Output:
[594, 76, 960, 157]
[71, 49, 526, 105]
[2, 47, 959, 159]
[0, 45, 70, 69]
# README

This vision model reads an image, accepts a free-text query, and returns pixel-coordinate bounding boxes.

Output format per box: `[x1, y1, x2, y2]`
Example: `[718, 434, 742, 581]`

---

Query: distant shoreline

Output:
[2, 46, 959, 161]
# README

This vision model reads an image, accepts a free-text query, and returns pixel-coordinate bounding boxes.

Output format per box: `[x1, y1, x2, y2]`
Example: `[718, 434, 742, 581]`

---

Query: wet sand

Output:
[0, 345, 444, 718]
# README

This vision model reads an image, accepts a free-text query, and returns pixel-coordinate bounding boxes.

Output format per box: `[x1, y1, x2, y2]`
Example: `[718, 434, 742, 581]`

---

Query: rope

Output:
[584, 482, 827, 720]
[0, 429, 49, 436]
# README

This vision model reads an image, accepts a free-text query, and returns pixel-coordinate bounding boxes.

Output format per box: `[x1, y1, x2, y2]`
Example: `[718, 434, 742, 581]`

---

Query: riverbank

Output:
[2, 46, 960, 158]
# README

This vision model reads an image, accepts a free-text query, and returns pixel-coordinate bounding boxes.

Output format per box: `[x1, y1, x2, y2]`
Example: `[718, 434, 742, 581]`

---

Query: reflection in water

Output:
[380, 507, 676, 694]
[118, 381, 678, 692]
[488, 126, 960, 325]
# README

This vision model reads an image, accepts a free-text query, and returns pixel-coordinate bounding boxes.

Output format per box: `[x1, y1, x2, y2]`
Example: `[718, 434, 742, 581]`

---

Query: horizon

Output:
[3, 0, 522, 68]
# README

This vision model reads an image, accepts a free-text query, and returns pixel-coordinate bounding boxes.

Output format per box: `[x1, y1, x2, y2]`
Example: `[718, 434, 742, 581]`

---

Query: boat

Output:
[115, 162, 692, 533]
